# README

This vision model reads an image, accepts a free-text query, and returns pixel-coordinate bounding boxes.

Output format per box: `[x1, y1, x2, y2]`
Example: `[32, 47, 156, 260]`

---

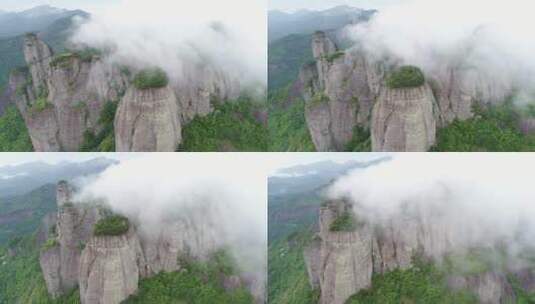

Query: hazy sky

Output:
[269, 0, 402, 11]
[0, 153, 141, 167]
[0, 0, 119, 12]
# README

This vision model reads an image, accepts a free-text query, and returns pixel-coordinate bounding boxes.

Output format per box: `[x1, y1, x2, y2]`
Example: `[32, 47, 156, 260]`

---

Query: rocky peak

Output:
[23, 33, 53, 94]
[79, 228, 144, 304]
[371, 84, 437, 152]
[114, 85, 181, 152]
[56, 180, 72, 206]
[312, 31, 337, 60]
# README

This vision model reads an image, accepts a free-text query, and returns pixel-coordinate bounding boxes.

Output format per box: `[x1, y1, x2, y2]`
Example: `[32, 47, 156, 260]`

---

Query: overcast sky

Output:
[269, 0, 402, 11]
[0, 0, 119, 12]
[0, 153, 141, 167]
[0, 153, 387, 174]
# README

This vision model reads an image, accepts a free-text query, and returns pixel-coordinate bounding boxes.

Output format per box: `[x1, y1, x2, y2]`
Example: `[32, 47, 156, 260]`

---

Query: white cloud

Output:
[71, 0, 266, 89]
[329, 153, 535, 259]
[346, 0, 535, 102]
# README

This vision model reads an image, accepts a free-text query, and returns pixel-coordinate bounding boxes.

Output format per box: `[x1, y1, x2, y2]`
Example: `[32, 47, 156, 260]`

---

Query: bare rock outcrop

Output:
[40, 245, 62, 298]
[371, 85, 437, 152]
[79, 228, 144, 304]
[114, 85, 181, 152]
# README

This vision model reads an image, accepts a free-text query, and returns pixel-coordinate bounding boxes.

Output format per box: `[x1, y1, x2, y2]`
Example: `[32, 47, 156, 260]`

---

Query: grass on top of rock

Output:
[324, 51, 345, 63]
[50, 48, 102, 68]
[386, 65, 425, 89]
[93, 215, 129, 236]
[133, 68, 169, 90]
[329, 211, 359, 232]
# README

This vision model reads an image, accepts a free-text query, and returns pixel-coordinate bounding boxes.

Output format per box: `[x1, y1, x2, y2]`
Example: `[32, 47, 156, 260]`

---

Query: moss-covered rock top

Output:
[386, 65, 425, 89]
[93, 215, 130, 236]
[133, 68, 169, 90]
[329, 211, 358, 232]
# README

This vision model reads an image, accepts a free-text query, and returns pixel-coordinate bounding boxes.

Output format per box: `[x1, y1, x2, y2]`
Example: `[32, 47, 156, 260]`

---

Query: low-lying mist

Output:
[70, 0, 266, 91]
[346, 0, 535, 104]
[73, 153, 266, 286]
[328, 153, 535, 266]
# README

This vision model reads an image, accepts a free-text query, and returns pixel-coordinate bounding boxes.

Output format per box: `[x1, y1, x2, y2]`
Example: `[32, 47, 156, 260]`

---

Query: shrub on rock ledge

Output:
[133, 68, 169, 90]
[387, 65, 425, 89]
[94, 215, 130, 236]
[329, 211, 358, 232]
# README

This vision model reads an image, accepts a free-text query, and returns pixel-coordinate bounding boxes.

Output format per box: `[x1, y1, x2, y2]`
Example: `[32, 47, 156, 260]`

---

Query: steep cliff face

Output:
[13, 34, 127, 151]
[40, 181, 102, 297]
[79, 228, 144, 304]
[303, 32, 382, 151]
[371, 85, 437, 152]
[304, 199, 528, 304]
[173, 64, 241, 124]
[298, 31, 515, 152]
[114, 85, 181, 152]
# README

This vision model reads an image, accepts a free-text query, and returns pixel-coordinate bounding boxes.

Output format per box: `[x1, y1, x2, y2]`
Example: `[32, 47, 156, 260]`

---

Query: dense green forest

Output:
[179, 96, 268, 152]
[0, 105, 33, 152]
[433, 102, 535, 152]
[268, 87, 315, 152]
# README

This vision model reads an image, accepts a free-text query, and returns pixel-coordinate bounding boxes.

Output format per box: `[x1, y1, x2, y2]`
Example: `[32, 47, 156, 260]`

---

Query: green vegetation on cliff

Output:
[268, 87, 315, 152]
[93, 215, 130, 236]
[329, 212, 358, 232]
[124, 250, 254, 304]
[268, 230, 319, 304]
[80, 100, 118, 152]
[0, 105, 33, 151]
[179, 96, 268, 152]
[0, 236, 79, 304]
[387, 65, 425, 89]
[347, 261, 478, 304]
[133, 68, 169, 90]
[433, 102, 535, 152]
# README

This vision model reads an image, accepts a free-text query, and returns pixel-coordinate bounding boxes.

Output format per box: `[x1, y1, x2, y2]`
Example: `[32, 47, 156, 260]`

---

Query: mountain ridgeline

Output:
[7, 33, 244, 152]
[285, 31, 530, 152]
[37, 181, 262, 303]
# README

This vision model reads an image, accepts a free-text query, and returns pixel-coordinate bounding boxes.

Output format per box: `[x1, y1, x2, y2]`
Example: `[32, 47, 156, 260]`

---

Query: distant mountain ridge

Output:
[268, 5, 376, 42]
[0, 157, 117, 197]
[0, 5, 85, 38]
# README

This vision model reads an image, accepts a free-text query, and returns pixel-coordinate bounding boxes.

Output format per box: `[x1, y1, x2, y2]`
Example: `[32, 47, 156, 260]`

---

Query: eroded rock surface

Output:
[371, 85, 437, 152]
[115, 86, 181, 152]
[79, 228, 144, 304]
